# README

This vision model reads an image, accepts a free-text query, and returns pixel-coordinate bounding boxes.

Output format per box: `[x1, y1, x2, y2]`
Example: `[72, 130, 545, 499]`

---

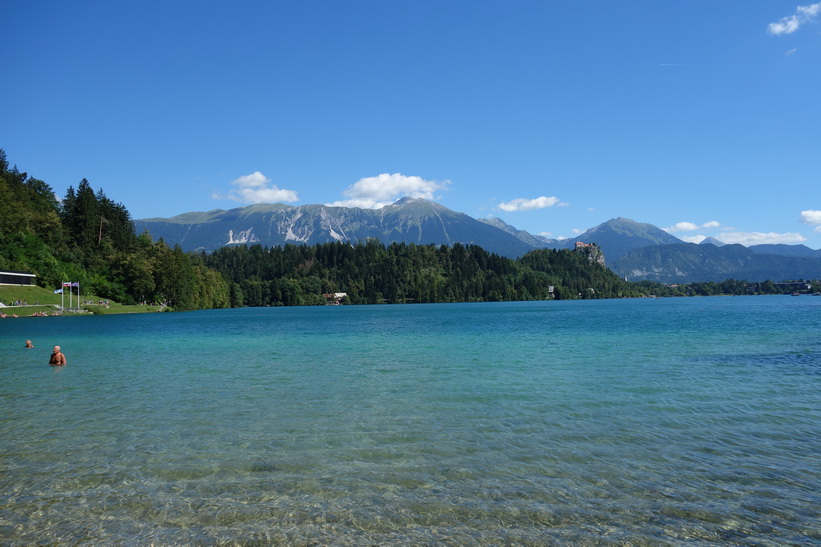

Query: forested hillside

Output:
[0, 150, 230, 310]
[203, 241, 639, 306]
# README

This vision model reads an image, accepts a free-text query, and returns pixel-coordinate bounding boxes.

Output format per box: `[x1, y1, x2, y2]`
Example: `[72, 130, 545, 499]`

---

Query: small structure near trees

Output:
[323, 292, 348, 305]
[0, 270, 35, 286]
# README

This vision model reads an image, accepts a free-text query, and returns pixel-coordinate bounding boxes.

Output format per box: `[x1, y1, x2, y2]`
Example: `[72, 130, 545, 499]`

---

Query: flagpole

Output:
[61, 282, 64, 310]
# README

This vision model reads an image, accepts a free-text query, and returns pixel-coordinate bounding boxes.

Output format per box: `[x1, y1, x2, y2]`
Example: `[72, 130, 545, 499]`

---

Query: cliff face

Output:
[575, 243, 606, 267]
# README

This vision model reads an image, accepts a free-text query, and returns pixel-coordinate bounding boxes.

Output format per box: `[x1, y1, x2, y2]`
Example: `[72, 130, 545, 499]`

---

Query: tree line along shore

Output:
[2, 149, 817, 315]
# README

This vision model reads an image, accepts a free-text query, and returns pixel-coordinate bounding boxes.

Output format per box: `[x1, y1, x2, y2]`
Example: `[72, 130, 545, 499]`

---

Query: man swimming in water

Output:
[49, 346, 66, 366]
[25, 340, 34, 348]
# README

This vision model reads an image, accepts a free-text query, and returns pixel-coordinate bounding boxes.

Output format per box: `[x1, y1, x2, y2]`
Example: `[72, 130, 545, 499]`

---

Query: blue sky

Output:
[4, 1, 821, 248]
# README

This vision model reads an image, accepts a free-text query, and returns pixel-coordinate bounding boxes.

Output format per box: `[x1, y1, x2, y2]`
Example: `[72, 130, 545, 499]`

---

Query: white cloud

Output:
[666, 221, 700, 232]
[799, 209, 821, 224]
[680, 235, 708, 244]
[213, 171, 299, 204]
[716, 231, 807, 245]
[538, 231, 552, 237]
[800, 2, 821, 16]
[498, 196, 562, 212]
[800, 209, 821, 232]
[769, 15, 801, 35]
[768, 2, 821, 35]
[665, 220, 721, 232]
[326, 173, 448, 209]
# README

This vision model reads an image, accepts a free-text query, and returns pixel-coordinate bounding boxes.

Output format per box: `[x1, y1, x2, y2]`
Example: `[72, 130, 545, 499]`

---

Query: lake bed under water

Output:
[1, 297, 820, 544]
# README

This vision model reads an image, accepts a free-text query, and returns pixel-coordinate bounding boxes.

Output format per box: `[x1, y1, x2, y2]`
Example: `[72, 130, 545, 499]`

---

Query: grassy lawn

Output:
[0, 285, 168, 316]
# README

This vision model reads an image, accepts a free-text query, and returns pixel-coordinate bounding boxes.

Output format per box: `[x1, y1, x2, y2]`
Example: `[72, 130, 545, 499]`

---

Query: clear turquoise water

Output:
[1, 297, 820, 545]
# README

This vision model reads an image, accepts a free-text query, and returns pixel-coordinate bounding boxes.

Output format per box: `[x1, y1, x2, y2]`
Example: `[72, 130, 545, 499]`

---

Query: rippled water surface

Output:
[1, 297, 820, 545]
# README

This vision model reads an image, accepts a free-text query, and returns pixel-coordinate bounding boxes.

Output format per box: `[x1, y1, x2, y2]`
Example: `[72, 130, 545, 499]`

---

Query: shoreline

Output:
[2, 285, 817, 319]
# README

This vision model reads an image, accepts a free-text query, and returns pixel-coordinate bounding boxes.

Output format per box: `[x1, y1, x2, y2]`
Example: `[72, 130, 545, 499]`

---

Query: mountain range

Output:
[135, 198, 821, 283]
[135, 198, 536, 258]
[611, 243, 821, 283]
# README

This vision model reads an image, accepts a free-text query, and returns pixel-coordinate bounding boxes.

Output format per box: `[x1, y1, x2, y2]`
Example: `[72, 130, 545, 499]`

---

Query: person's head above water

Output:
[49, 345, 66, 366]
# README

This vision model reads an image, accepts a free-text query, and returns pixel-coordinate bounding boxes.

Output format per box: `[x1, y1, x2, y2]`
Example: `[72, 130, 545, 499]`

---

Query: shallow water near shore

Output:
[1, 296, 820, 545]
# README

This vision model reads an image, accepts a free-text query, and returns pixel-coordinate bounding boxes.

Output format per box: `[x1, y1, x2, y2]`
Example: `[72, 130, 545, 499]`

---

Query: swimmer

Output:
[25, 340, 34, 348]
[49, 346, 66, 366]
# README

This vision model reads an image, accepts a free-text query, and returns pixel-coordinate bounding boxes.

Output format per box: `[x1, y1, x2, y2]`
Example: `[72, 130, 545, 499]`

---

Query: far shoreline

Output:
[3, 283, 817, 320]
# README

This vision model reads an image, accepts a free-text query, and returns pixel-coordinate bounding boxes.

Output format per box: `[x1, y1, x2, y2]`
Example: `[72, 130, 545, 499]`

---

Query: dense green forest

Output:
[208, 247, 818, 305]
[203, 241, 640, 306]
[0, 150, 229, 310]
[632, 279, 819, 297]
[2, 149, 814, 310]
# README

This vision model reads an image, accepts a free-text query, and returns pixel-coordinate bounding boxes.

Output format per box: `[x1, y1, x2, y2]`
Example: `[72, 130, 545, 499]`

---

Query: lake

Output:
[1, 297, 820, 544]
